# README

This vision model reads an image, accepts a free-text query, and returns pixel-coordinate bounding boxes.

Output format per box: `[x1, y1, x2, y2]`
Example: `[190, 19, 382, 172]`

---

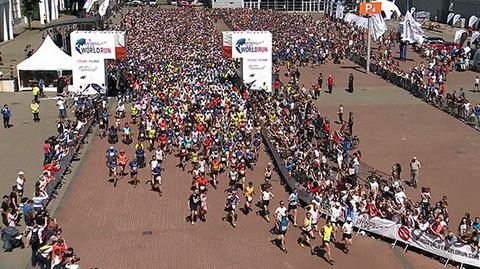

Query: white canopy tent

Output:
[17, 35, 74, 92]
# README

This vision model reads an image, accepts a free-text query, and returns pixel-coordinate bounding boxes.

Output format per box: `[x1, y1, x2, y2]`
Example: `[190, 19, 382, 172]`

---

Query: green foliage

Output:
[21, 0, 41, 29]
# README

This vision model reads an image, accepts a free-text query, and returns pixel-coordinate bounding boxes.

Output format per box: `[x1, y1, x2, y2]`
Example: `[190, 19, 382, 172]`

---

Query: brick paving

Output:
[279, 60, 480, 231]
[54, 113, 448, 269]
[50, 11, 474, 269]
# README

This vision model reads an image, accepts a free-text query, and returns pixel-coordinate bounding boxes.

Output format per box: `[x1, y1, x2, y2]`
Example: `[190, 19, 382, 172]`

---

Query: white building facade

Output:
[212, 0, 327, 11]
[0, 0, 14, 41]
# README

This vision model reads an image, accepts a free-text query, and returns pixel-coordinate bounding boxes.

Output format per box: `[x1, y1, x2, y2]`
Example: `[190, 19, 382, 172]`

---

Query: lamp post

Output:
[366, 13, 371, 73]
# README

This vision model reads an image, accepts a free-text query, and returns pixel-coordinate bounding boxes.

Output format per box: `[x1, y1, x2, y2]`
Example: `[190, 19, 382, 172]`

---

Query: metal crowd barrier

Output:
[348, 53, 480, 131]
[44, 118, 94, 204]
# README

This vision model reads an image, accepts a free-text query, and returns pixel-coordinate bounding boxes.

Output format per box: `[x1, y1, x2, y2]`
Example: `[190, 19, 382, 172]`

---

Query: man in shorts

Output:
[330, 202, 342, 231]
[274, 201, 287, 232]
[210, 157, 221, 188]
[188, 190, 201, 225]
[224, 190, 240, 227]
[299, 211, 314, 253]
[274, 216, 289, 253]
[151, 165, 162, 196]
[243, 181, 255, 213]
[259, 184, 274, 222]
[288, 189, 299, 226]
[342, 217, 354, 253]
[129, 159, 139, 188]
[321, 218, 335, 265]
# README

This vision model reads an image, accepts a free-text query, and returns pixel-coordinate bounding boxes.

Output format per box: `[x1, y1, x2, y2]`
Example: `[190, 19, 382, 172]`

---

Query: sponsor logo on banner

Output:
[398, 226, 411, 241]
[352, 214, 480, 266]
[235, 38, 269, 55]
[75, 38, 113, 55]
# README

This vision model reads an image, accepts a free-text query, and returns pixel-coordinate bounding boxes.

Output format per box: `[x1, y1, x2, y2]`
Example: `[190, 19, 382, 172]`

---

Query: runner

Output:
[274, 201, 287, 232]
[150, 160, 162, 196]
[178, 146, 187, 171]
[210, 157, 221, 188]
[117, 150, 128, 179]
[199, 191, 207, 222]
[299, 211, 315, 253]
[342, 217, 354, 253]
[229, 169, 239, 187]
[224, 189, 240, 227]
[288, 189, 299, 226]
[264, 162, 273, 184]
[188, 190, 200, 225]
[259, 184, 274, 222]
[243, 181, 255, 214]
[274, 215, 289, 253]
[321, 218, 335, 265]
[129, 158, 139, 188]
[122, 123, 132, 145]
[105, 146, 118, 187]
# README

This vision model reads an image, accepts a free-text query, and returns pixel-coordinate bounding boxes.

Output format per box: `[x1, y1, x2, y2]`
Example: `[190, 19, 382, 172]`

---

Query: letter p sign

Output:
[359, 2, 382, 15]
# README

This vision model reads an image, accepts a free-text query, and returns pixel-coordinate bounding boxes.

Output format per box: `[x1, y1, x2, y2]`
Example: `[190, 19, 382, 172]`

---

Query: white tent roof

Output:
[17, 35, 73, 71]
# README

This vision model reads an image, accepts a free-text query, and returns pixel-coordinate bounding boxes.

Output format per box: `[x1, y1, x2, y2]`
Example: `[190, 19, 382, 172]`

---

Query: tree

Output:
[22, 0, 41, 30]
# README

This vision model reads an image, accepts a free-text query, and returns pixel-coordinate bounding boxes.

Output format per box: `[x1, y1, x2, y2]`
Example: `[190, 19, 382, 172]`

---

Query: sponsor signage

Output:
[359, 2, 382, 15]
[70, 31, 125, 92]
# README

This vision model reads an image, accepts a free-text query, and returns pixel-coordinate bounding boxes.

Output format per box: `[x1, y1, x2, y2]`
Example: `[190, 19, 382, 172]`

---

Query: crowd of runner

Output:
[4, 6, 479, 268]
[94, 8, 480, 266]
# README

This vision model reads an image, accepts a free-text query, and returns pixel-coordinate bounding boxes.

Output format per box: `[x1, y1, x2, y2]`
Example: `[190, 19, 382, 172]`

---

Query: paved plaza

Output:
[1, 7, 480, 269]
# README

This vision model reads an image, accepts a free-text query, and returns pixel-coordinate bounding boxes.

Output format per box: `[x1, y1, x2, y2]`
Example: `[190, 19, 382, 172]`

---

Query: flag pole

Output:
[367, 15, 371, 73]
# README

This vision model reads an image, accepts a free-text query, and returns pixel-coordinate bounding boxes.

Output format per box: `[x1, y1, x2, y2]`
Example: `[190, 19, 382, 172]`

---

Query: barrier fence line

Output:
[261, 124, 480, 267]
[44, 117, 94, 207]
[220, 14, 479, 268]
[347, 53, 479, 132]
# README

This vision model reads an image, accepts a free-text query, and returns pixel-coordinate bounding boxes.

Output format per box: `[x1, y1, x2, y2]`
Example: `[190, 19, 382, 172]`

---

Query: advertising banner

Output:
[352, 214, 480, 267]
[231, 31, 272, 60]
[71, 31, 116, 60]
[230, 31, 272, 92]
[72, 58, 106, 92]
[242, 57, 272, 92]
[222, 31, 233, 58]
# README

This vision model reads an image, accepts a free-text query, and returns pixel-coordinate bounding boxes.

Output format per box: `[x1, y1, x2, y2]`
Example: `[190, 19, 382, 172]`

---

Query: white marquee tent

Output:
[17, 35, 74, 91]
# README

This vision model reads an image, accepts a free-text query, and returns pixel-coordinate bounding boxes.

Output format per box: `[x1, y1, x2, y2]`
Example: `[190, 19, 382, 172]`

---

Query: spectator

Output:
[1, 104, 11, 128]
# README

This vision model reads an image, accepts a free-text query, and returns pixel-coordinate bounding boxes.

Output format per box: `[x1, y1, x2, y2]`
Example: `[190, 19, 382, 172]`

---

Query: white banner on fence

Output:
[231, 31, 272, 92]
[469, 15, 478, 28]
[452, 14, 461, 26]
[454, 29, 467, 43]
[472, 31, 480, 43]
[447, 12, 455, 24]
[353, 214, 480, 267]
